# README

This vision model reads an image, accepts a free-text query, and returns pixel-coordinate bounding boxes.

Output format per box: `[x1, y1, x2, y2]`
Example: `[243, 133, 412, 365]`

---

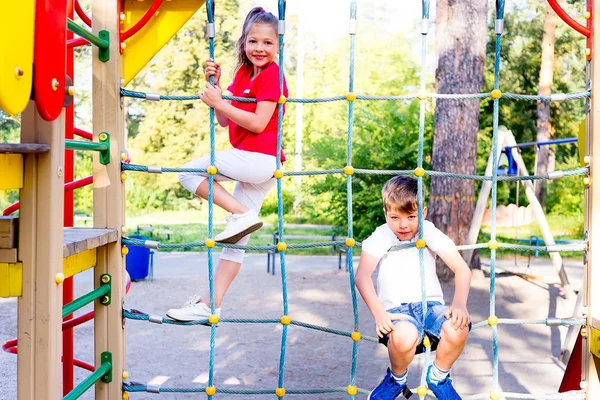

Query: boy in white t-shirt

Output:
[355, 176, 471, 400]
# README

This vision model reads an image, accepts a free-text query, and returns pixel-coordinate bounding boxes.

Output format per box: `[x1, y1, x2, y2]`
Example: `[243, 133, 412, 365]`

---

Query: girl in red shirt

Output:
[169, 7, 288, 322]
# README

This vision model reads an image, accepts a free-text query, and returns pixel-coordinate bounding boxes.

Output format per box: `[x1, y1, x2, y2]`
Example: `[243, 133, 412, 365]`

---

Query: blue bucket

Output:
[126, 235, 152, 281]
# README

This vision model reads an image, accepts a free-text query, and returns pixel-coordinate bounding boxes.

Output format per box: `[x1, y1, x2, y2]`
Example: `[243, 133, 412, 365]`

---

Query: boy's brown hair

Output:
[381, 176, 420, 214]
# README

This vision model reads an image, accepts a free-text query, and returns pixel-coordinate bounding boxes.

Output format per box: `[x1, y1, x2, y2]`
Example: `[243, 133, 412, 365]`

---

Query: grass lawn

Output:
[75, 210, 584, 259]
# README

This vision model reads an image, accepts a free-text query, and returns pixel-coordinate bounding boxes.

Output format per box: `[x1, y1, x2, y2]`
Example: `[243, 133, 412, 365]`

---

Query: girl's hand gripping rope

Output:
[204, 58, 221, 87]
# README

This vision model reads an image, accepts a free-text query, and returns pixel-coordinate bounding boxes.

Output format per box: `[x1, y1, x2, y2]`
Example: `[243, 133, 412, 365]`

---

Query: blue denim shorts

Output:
[379, 301, 455, 354]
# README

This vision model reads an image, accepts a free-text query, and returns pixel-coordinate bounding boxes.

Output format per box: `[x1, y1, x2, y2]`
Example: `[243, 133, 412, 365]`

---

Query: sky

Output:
[255, 0, 425, 42]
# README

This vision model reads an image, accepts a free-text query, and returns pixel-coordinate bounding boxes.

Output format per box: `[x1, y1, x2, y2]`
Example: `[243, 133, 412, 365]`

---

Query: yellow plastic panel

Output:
[0, 1, 34, 115]
[122, 0, 206, 85]
[0, 154, 24, 190]
[0, 263, 23, 297]
[63, 249, 97, 279]
[591, 326, 600, 359]
[579, 120, 587, 167]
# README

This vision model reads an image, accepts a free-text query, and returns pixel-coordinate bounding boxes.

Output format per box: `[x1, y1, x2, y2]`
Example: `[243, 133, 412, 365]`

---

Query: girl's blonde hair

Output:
[233, 7, 279, 74]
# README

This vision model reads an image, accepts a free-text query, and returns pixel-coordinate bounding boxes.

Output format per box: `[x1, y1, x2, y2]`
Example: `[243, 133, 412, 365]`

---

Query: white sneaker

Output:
[166, 294, 221, 322]
[214, 210, 263, 244]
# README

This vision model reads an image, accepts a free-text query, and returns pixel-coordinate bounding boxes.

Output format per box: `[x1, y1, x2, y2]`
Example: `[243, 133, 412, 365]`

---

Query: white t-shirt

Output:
[361, 220, 456, 310]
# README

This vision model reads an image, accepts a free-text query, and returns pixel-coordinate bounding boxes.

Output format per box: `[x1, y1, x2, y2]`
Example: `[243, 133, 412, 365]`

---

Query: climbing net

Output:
[120, 0, 590, 398]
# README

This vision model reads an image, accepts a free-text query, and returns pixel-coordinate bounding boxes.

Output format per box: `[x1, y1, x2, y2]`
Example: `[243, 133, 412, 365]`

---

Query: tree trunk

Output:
[432, 0, 487, 278]
[535, 2, 558, 205]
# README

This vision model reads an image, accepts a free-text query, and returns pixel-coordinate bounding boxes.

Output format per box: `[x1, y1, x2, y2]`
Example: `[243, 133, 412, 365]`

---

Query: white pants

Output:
[178, 149, 277, 263]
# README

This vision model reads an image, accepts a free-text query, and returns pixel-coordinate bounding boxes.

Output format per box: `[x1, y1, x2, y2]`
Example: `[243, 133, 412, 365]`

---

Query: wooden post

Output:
[92, 1, 126, 398]
[504, 129, 573, 297]
[584, 0, 600, 395]
[464, 126, 507, 266]
[17, 103, 65, 400]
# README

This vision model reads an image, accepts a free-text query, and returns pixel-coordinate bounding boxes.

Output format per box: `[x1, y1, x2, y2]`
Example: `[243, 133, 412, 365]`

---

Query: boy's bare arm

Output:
[436, 247, 472, 330]
[355, 251, 402, 337]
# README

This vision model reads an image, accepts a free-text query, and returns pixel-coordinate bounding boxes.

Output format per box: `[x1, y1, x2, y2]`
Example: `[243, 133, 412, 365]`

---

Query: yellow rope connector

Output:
[278, 95, 286, 104]
[585, 11, 591, 19]
[121, 172, 127, 182]
[584, 155, 591, 165]
[55, 273, 65, 284]
[414, 167, 425, 177]
[207, 165, 218, 175]
[487, 315, 499, 326]
[275, 388, 286, 397]
[583, 176, 590, 186]
[581, 327, 588, 337]
[122, 225, 127, 235]
[415, 239, 426, 249]
[423, 336, 431, 348]
[346, 92, 356, 102]
[121, 152, 128, 161]
[351, 331, 361, 342]
[121, 246, 129, 256]
[416, 386, 428, 397]
[490, 89, 502, 99]
[585, 48, 592, 57]
[67, 86, 76, 96]
[418, 91, 427, 101]
[208, 314, 219, 324]
[274, 169, 284, 178]
[122, 392, 129, 399]
[489, 390, 502, 400]
[277, 242, 287, 251]
[205, 386, 217, 396]
[281, 315, 291, 325]
[205, 239, 215, 248]
[99, 132, 108, 141]
[122, 371, 129, 379]
[488, 240, 498, 250]
[344, 166, 355, 175]
[347, 385, 358, 395]
[345, 238, 356, 247]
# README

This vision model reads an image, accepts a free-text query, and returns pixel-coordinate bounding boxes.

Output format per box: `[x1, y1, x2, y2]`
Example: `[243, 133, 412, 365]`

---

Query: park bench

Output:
[260, 231, 349, 275]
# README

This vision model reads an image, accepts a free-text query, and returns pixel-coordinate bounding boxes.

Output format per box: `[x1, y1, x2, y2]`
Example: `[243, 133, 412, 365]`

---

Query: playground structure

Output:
[0, 1, 600, 400]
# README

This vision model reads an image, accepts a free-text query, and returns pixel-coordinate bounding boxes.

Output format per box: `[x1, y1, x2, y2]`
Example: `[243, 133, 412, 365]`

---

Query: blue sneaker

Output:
[368, 369, 406, 400]
[426, 365, 461, 400]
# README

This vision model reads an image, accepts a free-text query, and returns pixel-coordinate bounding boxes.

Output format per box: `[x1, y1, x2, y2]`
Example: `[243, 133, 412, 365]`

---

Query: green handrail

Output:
[62, 280, 111, 318]
[66, 19, 110, 62]
[63, 353, 112, 400]
[65, 132, 111, 165]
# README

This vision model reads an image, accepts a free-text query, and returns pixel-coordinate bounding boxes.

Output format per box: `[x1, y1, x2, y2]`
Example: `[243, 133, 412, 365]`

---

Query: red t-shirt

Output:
[227, 62, 288, 161]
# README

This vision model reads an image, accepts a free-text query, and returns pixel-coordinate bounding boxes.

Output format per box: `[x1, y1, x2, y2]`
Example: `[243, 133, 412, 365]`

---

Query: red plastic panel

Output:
[34, 0, 68, 121]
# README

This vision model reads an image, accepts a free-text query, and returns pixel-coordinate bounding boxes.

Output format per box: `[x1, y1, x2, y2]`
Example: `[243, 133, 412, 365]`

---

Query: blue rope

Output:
[489, 1, 506, 390]
[346, 1, 360, 394]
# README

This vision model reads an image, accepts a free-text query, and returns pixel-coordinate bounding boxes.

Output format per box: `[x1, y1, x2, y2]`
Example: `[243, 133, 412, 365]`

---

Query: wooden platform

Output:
[63, 227, 118, 258]
[0, 143, 50, 153]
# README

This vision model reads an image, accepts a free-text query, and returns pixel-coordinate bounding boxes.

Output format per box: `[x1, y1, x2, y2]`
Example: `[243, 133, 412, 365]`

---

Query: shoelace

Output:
[182, 294, 202, 308]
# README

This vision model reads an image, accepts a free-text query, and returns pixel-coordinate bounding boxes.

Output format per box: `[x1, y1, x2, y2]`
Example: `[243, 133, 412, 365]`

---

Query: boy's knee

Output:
[441, 321, 469, 345]
[390, 323, 420, 352]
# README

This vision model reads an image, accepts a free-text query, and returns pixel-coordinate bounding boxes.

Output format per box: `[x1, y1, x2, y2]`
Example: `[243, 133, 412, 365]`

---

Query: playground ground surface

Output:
[0, 252, 585, 399]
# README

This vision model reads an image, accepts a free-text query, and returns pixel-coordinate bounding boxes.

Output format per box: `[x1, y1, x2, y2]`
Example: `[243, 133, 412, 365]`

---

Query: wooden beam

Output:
[0, 143, 50, 153]
[585, 0, 600, 394]
[464, 126, 507, 266]
[92, 1, 126, 398]
[17, 103, 64, 400]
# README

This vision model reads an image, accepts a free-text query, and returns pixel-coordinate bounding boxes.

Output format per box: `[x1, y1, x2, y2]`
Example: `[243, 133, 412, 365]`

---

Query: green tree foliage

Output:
[301, 31, 426, 239]
[126, 0, 243, 212]
[479, 2, 586, 216]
